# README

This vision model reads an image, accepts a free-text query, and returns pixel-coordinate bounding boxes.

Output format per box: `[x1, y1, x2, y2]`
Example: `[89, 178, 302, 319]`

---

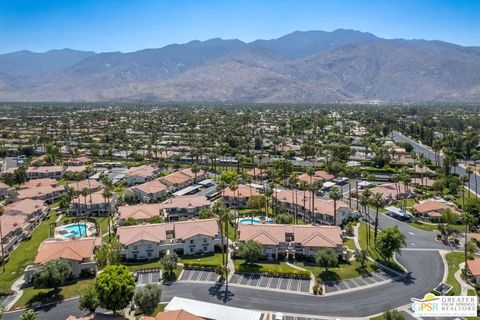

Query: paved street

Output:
[392, 131, 480, 196]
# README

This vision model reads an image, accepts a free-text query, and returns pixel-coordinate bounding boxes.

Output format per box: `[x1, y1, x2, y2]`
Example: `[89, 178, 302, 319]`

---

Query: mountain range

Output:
[2, 29, 480, 103]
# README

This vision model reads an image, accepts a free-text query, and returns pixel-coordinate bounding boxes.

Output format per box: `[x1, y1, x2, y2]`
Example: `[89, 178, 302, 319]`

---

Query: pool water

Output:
[61, 224, 88, 238]
[239, 218, 273, 225]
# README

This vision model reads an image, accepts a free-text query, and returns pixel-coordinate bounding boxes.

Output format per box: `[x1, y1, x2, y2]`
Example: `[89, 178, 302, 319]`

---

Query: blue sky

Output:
[0, 0, 479, 54]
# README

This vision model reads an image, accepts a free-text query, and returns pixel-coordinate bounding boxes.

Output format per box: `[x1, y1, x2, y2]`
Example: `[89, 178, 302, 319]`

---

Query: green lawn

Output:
[220, 221, 237, 241]
[113, 184, 127, 196]
[394, 198, 416, 209]
[0, 212, 57, 294]
[445, 252, 465, 296]
[344, 238, 356, 250]
[294, 260, 378, 282]
[13, 278, 95, 309]
[124, 259, 161, 272]
[179, 253, 223, 267]
[406, 220, 438, 232]
[233, 259, 298, 274]
[357, 222, 403, 272]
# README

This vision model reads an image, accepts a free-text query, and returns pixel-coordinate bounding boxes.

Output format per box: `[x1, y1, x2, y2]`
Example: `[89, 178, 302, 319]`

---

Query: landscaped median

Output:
[357, 221, 405, 273]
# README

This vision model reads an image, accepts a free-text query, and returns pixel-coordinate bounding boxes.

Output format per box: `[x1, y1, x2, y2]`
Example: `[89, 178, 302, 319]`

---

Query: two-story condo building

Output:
[123, 165, 157, 186]
[117, 218, 222, 260]
[274, 189, 352, 225]
[1, 199, 48, 257]
[26, 166, 65, 180]
[70, 191, 117, 216]
[223, 184, 260, 209]
[127, 179, 168, 203]
[162, 195, 211, 221]
[237, 223, 343, 260]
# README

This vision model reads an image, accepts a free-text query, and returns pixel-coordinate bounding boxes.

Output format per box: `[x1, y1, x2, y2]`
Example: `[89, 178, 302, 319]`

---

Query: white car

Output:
[274, 312, 284, 320]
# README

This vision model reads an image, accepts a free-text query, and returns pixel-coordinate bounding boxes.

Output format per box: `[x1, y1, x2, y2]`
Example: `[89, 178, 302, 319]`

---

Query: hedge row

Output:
[182, 261, 219, 269]
[237, 269, 311, 279]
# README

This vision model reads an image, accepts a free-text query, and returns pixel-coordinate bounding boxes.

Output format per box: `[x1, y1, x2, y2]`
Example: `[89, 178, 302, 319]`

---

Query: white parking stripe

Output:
[276, 278, 282, 289]
[342, 280, 351, 289]
[287, 278, 292, 290]
[267, 277, 273, 287]
[296, 280, 301, 292]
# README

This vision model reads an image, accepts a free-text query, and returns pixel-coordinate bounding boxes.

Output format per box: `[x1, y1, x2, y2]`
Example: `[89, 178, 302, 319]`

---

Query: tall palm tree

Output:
[462, 211, 476, 267]
[102, 187, 113, 238]
[306, 167, 315, 222]
[288, 173, 298, 224]
[191, 164, 200, 183]
[329, 187, 342, 225]
[360, 189, 372, 246]
[371, 193, 384, 240]
[466, 167, 473, 199]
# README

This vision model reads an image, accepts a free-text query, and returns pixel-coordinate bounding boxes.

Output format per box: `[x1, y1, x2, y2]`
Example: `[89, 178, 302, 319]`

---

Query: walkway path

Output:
[455, 262, 475, 295]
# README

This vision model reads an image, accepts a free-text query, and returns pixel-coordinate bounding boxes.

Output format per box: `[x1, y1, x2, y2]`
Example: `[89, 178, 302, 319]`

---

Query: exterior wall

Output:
[124, 175, 151, 186]
[182, 235, 216, 255]
[27, 170, 64, 180]
[70, 197, 117, 216]
[223, 196, 249, 209]
[122, 236, 222, 260]
[128, 189, 167, 203]
[166, 205, 210, 221]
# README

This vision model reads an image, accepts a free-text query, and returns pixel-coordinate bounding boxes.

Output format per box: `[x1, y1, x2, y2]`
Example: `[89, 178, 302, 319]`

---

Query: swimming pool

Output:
[239, 217, 274, 225]
[59, 223, 88, 238]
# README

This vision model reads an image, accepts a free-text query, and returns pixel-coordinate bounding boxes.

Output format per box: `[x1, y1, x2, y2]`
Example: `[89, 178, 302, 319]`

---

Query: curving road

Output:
[5, 217, 451, 320]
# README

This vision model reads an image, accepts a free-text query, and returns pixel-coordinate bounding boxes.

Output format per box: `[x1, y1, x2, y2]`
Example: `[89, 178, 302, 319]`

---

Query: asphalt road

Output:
[392, 131, 480, 196]
[5, 245, 447, 320]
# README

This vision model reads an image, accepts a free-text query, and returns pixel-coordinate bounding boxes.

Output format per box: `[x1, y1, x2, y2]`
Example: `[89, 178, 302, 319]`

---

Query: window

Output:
[189, 239, 194, 244]
[203, 246, 208, 251]
[133, 245, 137, 250]
[147, 252, 152, 257]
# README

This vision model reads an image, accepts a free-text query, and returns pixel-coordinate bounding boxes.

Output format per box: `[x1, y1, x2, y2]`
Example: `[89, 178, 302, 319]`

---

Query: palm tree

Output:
[462, 211, 476, 267]
[466, 167, 473, 199]
[360, 189, 372, 246]
[102, 187, 113, 238]
[371, 193, 384, 240]
[288, 173, 299, 224]
[213, 202, 227, 266]
[329, 187, 342, 225]
[306, 167, 315, 221]
[191, 164, 200, 183]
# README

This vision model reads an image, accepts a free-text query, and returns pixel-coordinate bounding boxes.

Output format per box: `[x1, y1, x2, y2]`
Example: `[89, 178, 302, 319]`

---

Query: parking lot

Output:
[136, 269, 161, 285]
[324, 267, 399, 294]
[229, 273, 310, 293]
[179, 268, 218, 282]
